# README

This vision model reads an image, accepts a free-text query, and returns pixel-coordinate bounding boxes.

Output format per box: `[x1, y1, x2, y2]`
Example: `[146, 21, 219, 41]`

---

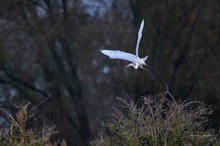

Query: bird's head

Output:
[125, 63, 138, 69]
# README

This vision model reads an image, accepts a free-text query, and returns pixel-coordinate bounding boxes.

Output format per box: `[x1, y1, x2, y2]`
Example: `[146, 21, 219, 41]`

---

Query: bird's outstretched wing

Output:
[101, 50, 136, 62]
[135, 19, 144, 57]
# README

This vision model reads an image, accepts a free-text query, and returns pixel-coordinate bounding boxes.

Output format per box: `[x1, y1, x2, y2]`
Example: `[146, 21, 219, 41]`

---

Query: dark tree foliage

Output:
[0, 0, 91, 145]
[0, 0, 219, 145]
[128, 0, 220, 126]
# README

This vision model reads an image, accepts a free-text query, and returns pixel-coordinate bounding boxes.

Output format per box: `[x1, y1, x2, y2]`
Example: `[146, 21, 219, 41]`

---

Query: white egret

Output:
[100, 19, 148, 69]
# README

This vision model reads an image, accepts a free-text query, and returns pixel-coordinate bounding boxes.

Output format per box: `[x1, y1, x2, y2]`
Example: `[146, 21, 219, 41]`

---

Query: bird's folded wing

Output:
[100, 50, 136, 62]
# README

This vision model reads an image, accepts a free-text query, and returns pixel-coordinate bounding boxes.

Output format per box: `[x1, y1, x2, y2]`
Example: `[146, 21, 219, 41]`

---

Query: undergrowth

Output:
[0, 102, 66, 146]
[91, 91, 220, 146]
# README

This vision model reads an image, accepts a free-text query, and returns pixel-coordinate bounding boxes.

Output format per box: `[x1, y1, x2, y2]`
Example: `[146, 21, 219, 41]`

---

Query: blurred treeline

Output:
[0, 0, 219, 145]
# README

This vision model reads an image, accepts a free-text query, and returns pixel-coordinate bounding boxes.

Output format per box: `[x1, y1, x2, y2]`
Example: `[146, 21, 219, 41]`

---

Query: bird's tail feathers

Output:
[143, 56, 148, 62]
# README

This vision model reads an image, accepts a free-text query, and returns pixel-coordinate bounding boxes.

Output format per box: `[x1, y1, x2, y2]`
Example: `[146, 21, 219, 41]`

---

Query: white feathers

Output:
[100, 19, 148, 69]
[136, 19, 144, 57]
[100, 50, 136, 62]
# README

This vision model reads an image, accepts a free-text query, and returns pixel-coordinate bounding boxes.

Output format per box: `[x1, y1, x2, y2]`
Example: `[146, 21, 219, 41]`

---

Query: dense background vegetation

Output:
[0, 0, 219, 145]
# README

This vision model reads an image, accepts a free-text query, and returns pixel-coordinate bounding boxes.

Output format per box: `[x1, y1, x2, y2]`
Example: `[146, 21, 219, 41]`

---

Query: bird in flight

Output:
[100, 19, 148, 69]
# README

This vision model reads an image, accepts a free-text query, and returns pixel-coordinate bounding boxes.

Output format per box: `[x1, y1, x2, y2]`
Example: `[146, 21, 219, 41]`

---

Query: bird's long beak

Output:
[125, 63, 133, 68]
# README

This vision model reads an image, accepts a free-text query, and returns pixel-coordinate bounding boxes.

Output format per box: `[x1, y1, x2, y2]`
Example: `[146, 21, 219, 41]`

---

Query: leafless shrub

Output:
[0, 102, 66, 146]
[91, 91, 220, 146]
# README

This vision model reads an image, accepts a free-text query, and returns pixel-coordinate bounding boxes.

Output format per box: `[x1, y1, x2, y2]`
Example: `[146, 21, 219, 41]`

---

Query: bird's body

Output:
[100, 19, 148, 69]
[127, 56, 148, 69]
